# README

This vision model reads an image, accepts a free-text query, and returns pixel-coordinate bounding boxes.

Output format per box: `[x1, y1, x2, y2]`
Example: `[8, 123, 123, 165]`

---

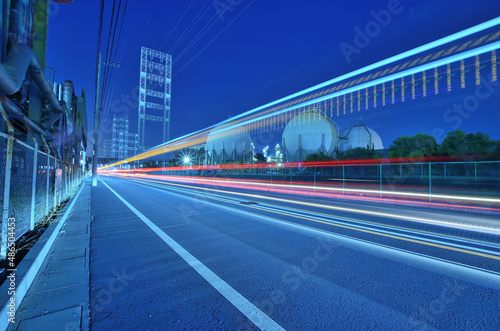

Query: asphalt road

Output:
[89, 175, 500, 330]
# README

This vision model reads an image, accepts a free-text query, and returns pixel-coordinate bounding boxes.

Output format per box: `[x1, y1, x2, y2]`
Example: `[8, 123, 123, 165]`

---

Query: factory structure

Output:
[200, 109, 384, 165]
[0, 0, 89, 257]
[0, 0, 87, 166]
[138, 47, 172, 151]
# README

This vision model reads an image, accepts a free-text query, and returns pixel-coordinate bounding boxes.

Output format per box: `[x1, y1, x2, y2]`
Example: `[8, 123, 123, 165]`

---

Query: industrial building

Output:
[0, 0, 87, 258]
[111, 115, 138, 159]
[0, 1, 87, 164]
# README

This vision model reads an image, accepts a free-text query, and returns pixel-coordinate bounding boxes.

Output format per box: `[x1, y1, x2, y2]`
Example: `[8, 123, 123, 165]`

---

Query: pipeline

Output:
[0, 93, 51, 137]
[0, 44, 62, 113]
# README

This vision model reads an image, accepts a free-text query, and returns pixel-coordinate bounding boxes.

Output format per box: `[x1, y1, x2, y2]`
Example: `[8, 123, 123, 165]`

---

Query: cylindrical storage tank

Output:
[342, 122, 383, 150]
[62, 80, 74, 135]
[205, 124, 252, 164]
[282, 111, 339, 161]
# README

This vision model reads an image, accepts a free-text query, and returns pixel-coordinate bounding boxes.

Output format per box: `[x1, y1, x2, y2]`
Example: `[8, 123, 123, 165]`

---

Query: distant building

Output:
[111, 115, 138, 159]
[98, 139, 113, 159]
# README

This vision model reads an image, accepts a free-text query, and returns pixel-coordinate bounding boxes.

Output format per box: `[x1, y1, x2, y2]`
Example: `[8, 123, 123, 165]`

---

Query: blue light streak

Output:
[104, 17, 500, 167]
[211, 41, 500, 134]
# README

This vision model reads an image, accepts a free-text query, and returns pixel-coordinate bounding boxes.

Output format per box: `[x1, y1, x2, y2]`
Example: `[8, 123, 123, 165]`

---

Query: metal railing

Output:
[0, 133, 85, 258]
[152, 160, 500, 205]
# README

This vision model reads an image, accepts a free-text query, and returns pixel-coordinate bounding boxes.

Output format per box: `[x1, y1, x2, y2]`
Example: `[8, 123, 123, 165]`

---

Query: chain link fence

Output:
[0, 134, 84, 258]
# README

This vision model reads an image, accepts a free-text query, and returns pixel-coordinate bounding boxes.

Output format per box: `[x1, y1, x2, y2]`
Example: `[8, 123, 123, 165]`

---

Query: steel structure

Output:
[138, 47, 172, 150]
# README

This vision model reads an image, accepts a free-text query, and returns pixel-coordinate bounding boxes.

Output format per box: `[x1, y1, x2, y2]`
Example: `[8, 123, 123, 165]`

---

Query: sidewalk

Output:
[0, 181, 91, 331]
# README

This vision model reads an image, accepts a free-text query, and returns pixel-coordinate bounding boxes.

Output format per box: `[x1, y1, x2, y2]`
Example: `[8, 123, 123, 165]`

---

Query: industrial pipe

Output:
[0, 44, 63, 113]
[0, 93, 51, 137]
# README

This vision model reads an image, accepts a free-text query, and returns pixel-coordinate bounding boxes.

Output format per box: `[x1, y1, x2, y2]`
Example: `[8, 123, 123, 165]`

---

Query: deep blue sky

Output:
[46, 0, 500, 152]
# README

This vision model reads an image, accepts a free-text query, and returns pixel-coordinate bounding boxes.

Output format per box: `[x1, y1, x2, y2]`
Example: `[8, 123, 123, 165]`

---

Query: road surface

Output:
[89, 175, 500, 330]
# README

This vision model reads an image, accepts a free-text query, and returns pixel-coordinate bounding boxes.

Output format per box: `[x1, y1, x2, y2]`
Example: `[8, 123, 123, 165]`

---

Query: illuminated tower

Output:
[138, 47, 172, 150]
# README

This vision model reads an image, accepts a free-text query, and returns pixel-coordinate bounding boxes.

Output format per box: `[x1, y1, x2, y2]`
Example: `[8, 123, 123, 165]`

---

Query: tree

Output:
[388, 133, 437, 159]
[337, 147, 381, 160]
[439, 129, 498, 160]
[304, 152, 333, 162]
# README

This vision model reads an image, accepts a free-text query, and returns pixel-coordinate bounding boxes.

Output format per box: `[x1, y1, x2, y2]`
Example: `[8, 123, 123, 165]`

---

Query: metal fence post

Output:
[1, 134, 14, 258]
[54, 159, 58, 209]
[30, 141, 38, 230]
[313, 166, 316, 192]
[46, 153, 50, 214]
[64, 163, 68, 198]
[379, 164, 382, 197]
[342, 165, 345, 194]
[429, 162, 432, 202]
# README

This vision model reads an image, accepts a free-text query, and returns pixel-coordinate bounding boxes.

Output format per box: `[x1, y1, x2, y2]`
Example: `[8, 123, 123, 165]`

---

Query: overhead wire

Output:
[101, 0, 131, 122]
[174, 0, 256, 76]
[158, 0, 194, 51]
[100, 0, 121, 113]
[174, 8, 221, 62]
[101, 0, 127, 121]
[102, 0, 135, 122]
[167, 1, 212, 54]
[94, 0, 105, 125]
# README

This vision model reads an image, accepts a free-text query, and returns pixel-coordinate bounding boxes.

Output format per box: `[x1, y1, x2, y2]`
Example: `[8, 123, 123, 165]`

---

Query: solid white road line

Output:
[99, 178, 284, 331]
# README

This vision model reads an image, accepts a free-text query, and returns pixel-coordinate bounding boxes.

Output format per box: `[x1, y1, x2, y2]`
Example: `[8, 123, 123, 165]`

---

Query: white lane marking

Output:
[99, 178, 284, 331]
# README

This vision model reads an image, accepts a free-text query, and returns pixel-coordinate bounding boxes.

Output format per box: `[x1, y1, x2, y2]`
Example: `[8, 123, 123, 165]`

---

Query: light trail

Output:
[213, 40, 500, 134]
[110, 175, 500, 234]
[100, 18, 500, 169]
[100, 154, 489, 172]
[107, 172, 500, 209]
[119, 176, 500, 263]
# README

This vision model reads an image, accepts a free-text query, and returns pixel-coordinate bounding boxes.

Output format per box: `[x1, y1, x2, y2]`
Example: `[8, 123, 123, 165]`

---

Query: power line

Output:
[175, 0, 256, 76]
[158, 0, 195, 51]
[167, 1, 212, 54]
[94, 0, 105, 119]
[174, 10, 220, 62]
[101, 0, 124, 113]
[102, 0, 132, 122]
[113, 0, 129, 61]
[100, 0, 120, 110]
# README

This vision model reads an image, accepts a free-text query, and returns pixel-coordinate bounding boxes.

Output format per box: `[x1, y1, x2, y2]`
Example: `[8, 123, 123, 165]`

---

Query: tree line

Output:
[304, 129, 500, 162]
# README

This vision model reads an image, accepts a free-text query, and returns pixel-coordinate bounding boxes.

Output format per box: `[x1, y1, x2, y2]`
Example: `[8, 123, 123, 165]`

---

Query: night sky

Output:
[46, 0, 500, 154]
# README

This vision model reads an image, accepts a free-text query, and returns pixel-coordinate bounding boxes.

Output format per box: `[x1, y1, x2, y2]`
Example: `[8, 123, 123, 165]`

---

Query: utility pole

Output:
[92, 52, 102, 186]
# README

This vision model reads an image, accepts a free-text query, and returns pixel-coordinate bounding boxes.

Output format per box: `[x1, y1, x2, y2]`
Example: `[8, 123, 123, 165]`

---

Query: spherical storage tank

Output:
[205, 123, 252, 163]
[342, 120, 383, 151]
[282, 111, 339, 161]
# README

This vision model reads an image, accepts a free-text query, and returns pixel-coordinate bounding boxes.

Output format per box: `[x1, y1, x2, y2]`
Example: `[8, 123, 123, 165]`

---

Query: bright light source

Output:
[183, 156, 190, 164]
